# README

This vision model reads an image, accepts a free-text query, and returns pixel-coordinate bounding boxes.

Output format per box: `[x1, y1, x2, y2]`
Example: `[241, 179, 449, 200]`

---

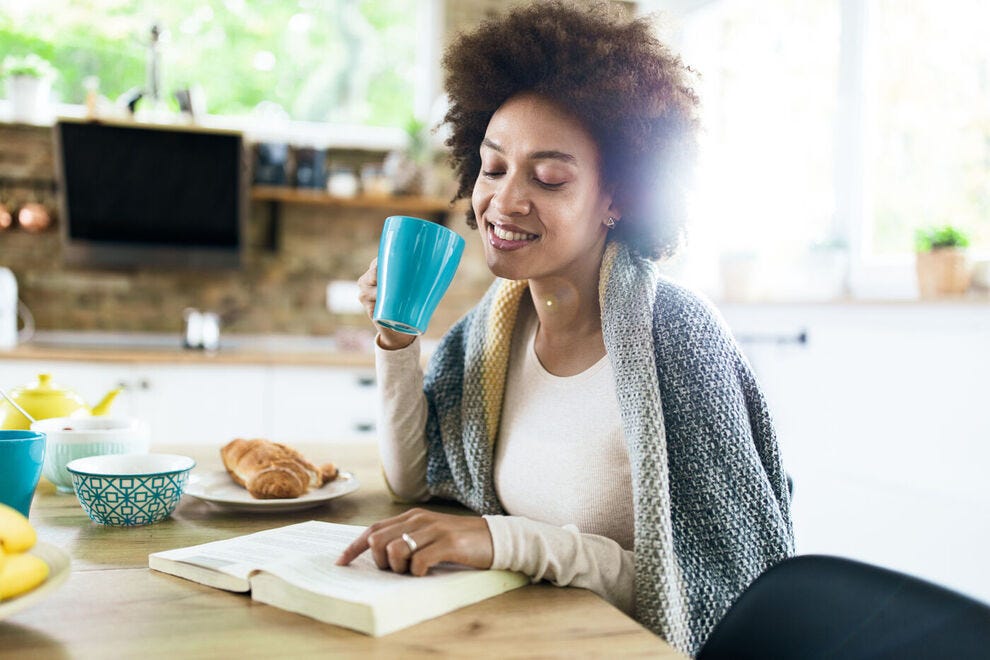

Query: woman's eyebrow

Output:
[481, 138, 577, 164]
[530, 149, 576, 164]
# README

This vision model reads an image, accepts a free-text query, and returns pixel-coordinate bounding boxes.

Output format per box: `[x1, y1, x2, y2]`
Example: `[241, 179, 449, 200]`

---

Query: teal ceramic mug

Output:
[373, 216, 465, 335]
[0, 429, 46, 517]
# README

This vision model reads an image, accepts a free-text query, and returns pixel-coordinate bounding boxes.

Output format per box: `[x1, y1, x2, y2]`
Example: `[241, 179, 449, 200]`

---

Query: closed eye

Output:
[482, 170, 505, 178]
[535, 179, 565, 190]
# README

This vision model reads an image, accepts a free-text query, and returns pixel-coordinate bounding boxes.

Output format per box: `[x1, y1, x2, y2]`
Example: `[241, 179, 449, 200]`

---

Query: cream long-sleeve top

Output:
[376, 301, 636, 615]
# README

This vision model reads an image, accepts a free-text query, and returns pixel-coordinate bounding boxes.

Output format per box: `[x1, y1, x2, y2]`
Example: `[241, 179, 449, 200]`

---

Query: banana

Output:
[0, 552, 49, 601]
[0, 503, 50, 601]
[0, 503, 37, 553]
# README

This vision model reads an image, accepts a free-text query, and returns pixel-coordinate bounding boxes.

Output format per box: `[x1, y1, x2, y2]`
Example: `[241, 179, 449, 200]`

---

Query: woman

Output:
[338, 2, 793, 654]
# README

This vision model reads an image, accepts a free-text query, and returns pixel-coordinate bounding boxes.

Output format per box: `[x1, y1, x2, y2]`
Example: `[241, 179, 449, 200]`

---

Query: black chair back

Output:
[699, 554, 990, 660]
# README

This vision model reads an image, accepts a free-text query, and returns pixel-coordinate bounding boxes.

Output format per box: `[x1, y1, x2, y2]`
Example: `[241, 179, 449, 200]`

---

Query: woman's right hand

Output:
[357, 258, 415, 351]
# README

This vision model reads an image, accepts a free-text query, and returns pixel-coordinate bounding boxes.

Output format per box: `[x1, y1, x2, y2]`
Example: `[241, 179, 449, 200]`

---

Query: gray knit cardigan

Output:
[421, 240, 794, 656]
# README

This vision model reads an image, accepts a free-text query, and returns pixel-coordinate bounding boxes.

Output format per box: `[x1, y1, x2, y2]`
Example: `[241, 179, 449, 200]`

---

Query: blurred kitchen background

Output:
[1, 0, 988, 608]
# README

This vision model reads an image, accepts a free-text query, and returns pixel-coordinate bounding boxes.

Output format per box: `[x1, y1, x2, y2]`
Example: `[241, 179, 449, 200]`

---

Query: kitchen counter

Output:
[1, 332, 379, 367]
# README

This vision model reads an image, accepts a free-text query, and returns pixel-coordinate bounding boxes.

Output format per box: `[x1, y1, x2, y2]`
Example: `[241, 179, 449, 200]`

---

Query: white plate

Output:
[0, 541, 72, 621]
[184, 470, 360, 512]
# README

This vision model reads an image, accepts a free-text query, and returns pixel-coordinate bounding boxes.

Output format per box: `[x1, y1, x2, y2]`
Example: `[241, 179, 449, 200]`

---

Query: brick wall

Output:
[0, 121, 491, 338]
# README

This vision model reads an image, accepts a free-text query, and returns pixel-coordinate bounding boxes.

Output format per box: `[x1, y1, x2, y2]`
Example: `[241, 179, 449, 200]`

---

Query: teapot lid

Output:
[14, 373, 85, 404]
[28, 373, 57, 391]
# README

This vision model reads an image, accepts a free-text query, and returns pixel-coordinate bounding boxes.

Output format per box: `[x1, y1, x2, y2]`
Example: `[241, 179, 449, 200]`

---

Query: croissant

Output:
[220, 438, 338, 499]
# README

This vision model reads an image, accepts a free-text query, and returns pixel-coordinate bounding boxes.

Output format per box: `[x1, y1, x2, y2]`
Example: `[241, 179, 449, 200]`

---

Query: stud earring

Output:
[605, 215, 617, 228]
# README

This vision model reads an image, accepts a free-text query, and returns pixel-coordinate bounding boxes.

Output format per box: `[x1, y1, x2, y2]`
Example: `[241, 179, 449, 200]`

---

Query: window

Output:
[667, 0, 840, 296]
[866, 0, 990, 257]
[0, 0, 429, 129]
[652, 0, 990, 299]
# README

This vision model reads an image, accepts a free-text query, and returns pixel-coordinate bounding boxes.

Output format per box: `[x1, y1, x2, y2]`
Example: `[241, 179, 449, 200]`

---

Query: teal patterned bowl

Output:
[66, 453, 195, 527]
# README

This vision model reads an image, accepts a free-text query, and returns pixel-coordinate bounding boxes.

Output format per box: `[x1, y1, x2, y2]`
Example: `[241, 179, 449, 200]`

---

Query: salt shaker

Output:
[183, 308, 203, 349]
[199, 312, 221, 352]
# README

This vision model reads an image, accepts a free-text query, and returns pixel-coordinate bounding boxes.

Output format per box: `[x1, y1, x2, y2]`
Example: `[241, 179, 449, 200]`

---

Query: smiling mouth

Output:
[487, 222, 539, 243]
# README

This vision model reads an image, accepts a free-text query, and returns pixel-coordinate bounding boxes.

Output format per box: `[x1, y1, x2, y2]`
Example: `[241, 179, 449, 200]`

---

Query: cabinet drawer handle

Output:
[356, 376, 375, 387]
[736, 330, 808, 346]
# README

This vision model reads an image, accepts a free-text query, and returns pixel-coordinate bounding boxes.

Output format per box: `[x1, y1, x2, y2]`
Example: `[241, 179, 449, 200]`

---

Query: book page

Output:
[254, 522, 474, 602]
[154, 520, 492, 603]
[152, 521, 366, 580]
[262, 552, 471, 600]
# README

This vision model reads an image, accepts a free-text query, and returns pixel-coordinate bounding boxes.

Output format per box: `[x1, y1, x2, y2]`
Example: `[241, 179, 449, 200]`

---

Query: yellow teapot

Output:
[0, 373, 121, 430]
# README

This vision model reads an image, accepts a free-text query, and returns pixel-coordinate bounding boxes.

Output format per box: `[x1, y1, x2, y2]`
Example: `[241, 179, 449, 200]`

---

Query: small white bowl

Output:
[32, 417, 150, 494]
[66, 453, 194, 527]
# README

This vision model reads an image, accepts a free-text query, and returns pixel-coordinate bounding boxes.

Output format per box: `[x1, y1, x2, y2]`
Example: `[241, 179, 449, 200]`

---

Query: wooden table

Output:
[1, 444, 682, 659]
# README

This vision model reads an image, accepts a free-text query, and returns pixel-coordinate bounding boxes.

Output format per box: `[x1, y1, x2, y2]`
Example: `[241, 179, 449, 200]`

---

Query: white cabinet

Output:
[269, 366, 377, 444]
[134, 363, 378, 444]
[0, 356, 377, 446]
[128, 364, 269, 447]
[719, 302, 990, 603]
[0, 360, 268, 444]
[0, 361, 140, 418]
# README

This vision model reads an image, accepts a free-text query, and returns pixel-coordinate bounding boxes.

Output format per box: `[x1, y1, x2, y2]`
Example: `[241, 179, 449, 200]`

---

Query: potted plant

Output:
[2, 54, 55, 123]
[383, 118, 429, 196]
[915, 225, 971, 297]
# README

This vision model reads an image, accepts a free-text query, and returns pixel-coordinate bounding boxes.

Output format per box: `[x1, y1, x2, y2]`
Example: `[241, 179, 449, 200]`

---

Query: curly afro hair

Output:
[440, 1, 699, 260]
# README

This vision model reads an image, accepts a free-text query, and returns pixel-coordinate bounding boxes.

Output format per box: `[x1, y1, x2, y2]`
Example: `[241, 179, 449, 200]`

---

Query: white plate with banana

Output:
[0, 542, 71, 620]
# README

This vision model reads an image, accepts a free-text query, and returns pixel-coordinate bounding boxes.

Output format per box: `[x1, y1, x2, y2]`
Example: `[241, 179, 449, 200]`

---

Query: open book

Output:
[148, 521, 528, 636]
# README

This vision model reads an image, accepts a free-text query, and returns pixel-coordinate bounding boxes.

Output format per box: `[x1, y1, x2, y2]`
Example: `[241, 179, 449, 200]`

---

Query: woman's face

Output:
[472, 93, 616, 283]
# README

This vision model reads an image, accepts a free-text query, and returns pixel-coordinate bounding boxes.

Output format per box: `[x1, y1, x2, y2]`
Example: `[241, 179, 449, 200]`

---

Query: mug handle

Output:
[17, 299, 34, 343]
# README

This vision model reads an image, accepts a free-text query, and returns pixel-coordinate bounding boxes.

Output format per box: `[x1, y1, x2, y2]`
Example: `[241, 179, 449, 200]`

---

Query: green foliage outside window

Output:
[0, 0, 418, 128]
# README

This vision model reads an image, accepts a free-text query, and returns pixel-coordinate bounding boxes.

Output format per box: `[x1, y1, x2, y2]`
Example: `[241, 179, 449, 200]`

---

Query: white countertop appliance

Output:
[0, 267, 32, 349]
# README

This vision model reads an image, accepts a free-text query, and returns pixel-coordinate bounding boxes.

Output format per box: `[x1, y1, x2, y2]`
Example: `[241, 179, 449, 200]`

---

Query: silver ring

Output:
[401, 532, 419, 554]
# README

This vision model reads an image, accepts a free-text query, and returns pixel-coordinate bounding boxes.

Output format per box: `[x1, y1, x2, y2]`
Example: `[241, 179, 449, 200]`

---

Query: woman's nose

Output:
[491, 173, 531, 216]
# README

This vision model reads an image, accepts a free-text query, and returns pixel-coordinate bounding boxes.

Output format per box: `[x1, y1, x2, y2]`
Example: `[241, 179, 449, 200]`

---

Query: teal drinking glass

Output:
[373, 216, 465, 335]
[0, 429, 46, 517]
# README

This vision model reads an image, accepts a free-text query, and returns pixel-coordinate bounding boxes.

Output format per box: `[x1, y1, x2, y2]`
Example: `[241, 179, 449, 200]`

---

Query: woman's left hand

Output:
[336, 508, 494, 576]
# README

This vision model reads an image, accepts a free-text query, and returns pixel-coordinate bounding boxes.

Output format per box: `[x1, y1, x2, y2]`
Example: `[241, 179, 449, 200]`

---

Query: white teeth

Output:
[492, 224, 536, 242]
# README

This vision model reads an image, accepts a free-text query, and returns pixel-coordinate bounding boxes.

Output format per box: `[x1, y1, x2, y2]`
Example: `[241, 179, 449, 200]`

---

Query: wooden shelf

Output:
[250, 186, 454, 215]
